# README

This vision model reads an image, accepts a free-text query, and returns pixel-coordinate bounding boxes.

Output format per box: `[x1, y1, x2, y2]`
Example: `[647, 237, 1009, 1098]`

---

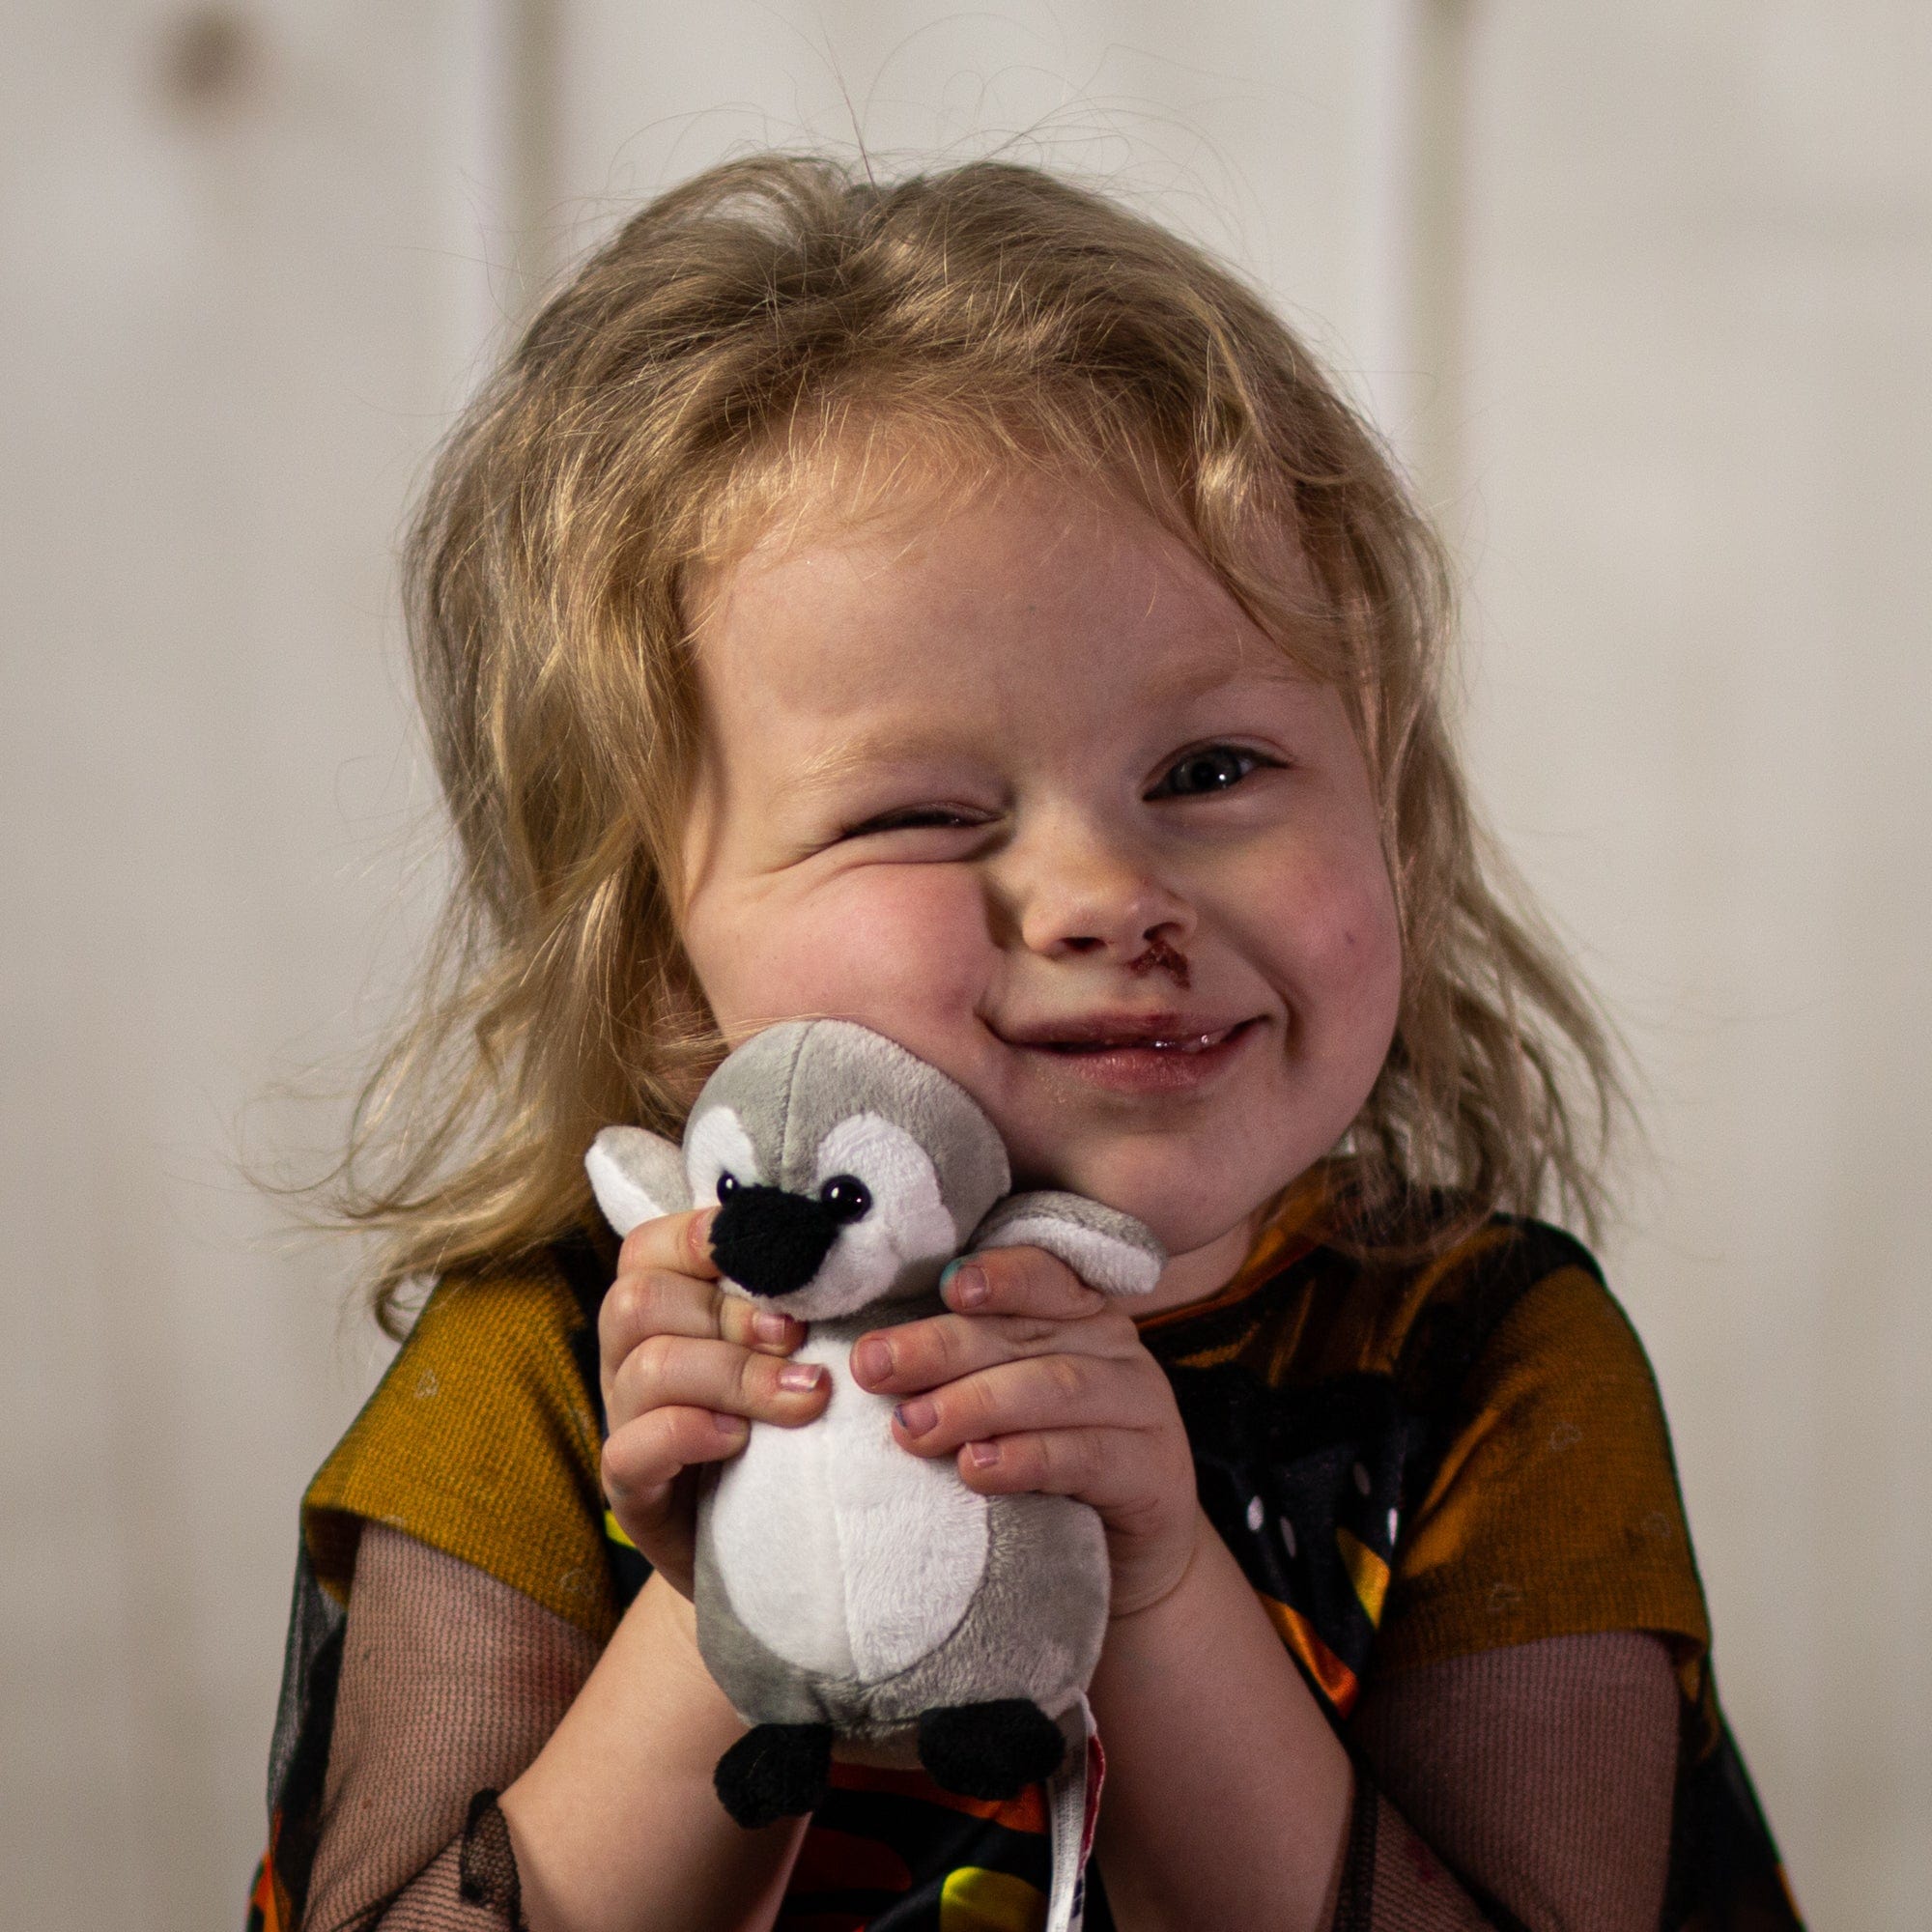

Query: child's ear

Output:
[585, 1125, 694, 1236]
[969, 1192, 1165, 1296]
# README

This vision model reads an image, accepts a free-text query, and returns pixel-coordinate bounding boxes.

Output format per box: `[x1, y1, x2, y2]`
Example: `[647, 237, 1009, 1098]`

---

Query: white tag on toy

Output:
[1045, 1694, 1104, 1932]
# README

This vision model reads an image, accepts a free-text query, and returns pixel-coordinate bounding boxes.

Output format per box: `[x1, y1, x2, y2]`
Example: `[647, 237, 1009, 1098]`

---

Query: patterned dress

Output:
[251, 1172, 1801, 1930]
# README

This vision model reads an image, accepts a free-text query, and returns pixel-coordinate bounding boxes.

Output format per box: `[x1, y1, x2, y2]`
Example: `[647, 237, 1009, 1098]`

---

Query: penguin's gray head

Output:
[688, 1019, 1010, 1320]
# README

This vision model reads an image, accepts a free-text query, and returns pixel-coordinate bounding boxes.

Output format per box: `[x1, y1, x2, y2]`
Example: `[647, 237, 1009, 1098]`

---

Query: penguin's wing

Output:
[969, 1191, 1165, 1296]
[585, 1125, 693, 1236]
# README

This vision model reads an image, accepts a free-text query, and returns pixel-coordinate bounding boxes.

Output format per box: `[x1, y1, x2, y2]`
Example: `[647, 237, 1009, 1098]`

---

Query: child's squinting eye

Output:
[839, 806, 980, 839]
[1148, 745, 1279, 799]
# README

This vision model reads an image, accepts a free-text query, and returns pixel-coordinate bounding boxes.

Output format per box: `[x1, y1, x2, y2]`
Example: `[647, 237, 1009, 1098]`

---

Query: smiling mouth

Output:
[1036, 1021, 1249, 1056]
[997, 1014, 1262, 1093]
[997, 1011, 1263, 1054]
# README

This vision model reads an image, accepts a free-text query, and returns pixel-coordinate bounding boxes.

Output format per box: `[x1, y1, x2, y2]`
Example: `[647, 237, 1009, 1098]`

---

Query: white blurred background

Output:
[4, 4, 1927, 1925]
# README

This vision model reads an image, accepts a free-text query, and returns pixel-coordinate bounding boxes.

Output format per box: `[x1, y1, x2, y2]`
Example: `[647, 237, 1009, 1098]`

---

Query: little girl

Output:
[253, 156, 1801, 1932]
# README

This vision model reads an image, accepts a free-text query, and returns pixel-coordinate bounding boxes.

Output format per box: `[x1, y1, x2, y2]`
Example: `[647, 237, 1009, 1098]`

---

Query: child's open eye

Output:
[1148, 745, 1278, 799]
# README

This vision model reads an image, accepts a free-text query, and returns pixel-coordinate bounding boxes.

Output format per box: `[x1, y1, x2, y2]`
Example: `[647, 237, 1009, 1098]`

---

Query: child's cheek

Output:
[724, 867, 988, 1037]
[1231, 837, 1402, 1030]
[1305, 850, 1401, 976]
[1293, 856, 1405, 1059]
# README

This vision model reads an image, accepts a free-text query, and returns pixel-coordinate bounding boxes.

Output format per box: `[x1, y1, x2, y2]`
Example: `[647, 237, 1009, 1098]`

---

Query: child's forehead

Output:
[692, 490, 1309, 724]
[689, 441, 1079, 610]
[689, 442, 1314, 663]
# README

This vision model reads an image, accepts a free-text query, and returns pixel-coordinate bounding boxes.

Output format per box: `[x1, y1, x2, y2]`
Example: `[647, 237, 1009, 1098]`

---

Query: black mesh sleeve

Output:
[298, 1526, 600, 1932]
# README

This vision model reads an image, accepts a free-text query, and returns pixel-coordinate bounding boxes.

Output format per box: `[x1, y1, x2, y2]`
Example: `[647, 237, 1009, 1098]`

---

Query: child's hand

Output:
[598, 1208, 831, 1598]
[848, 1250, 1201, 1619]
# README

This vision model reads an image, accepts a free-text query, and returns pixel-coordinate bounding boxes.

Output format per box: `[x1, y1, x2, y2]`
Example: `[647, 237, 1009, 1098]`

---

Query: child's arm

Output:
[1086, 1533, 1679, 1929]
[302, 1528, 807, 1932]
[299, 1523, 600, 1931]
[496, 1568, 810, 1932]
[1087, 1502, 1357, 1925]
[852, 1249, 1357, 1924]
[1344, 1629, 1679, 1923]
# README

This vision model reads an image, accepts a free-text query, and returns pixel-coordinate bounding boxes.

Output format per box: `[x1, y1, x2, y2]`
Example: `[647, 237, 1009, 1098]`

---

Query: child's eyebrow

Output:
[1159, 651, 1312, 702]
[781, 729, 961, 799]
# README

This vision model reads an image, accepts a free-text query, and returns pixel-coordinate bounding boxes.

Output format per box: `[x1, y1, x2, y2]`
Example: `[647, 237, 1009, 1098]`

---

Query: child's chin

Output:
[1138, 1197, 1258, 1262]
[1026, 1160, 1255, 1263]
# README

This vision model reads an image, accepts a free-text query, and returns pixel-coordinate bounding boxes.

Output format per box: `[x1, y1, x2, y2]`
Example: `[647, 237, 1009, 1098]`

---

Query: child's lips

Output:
[997, 1014, 1264, 1093]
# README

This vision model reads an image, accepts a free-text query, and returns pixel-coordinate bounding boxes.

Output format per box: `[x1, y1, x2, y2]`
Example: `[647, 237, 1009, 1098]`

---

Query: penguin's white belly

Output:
[708, 1329, 990, 1679]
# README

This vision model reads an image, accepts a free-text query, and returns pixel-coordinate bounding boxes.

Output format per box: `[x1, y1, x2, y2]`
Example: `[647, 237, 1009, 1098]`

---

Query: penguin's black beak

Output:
[710, 1184, 842, 1297]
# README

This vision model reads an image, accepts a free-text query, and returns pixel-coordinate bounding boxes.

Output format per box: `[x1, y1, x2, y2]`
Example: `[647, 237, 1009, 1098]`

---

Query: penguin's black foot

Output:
[917, 1698, 1065, 1800]
[714, 1722, 834, 1828]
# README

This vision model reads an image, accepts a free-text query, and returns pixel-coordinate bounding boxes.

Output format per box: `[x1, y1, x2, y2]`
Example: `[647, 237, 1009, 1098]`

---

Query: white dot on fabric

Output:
[1353, 1463, 1371, 1496]
[1246, 1494, 1264, 1532]
[1279, 1516, 1297, 1558]
[1388, 1507, 1400, 1546]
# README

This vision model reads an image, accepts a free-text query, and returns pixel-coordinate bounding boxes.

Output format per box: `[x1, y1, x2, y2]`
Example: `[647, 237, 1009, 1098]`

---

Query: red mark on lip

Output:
[1128, 937, 1191, 989]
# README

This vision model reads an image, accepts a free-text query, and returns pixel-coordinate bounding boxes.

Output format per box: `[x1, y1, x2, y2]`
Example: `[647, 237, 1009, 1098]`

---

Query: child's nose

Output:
[1003, 817, 1195, 963]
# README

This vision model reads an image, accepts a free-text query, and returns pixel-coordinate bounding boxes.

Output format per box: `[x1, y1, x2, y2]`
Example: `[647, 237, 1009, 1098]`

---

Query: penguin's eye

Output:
[818, 1175, 871, 1223]
[716, 1172, 740, 1200]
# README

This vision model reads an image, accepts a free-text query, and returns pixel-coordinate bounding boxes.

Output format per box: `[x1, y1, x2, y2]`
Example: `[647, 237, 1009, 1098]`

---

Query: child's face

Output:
[676, 466, 1402, 1263]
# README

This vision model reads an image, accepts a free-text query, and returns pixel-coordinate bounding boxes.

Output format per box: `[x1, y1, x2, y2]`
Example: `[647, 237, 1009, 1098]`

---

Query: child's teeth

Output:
[1053, 1023, 1237, 1053]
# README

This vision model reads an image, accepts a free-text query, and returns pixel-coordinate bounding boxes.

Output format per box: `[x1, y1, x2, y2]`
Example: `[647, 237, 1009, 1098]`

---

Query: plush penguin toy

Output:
[585, 1018, 1164, 1830]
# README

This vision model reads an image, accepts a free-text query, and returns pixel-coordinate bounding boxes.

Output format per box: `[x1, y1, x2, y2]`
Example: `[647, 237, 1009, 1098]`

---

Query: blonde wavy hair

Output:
[339, 153, 1626, 1334]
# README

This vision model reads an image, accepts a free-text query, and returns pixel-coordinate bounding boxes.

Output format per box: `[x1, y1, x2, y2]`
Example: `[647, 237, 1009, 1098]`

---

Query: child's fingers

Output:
[940, 1245, 1108, 1321]
[599, 1264, 805, 1392]
[610, 1331, 831, 1434]
[712, 1293, 809, 1355]
[950, 1425, 1129, 1506]
[886, 1350, 1151, 1460]
[949, 1425, 1195, 1542]
[617, 1204, 724, 1281]
[603, 1404, 749, 1511]
[599, 1267, 724, 1383]
[951, 1425, 1203, 1620]
[850, 1302, 1138, 1396]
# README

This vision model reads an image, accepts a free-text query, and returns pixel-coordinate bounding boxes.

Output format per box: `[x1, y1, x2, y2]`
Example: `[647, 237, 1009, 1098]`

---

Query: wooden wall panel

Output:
[0, 5, 501, 1923]
[1457, 5, 1932, 1920]
[547, 0, 1398, 414]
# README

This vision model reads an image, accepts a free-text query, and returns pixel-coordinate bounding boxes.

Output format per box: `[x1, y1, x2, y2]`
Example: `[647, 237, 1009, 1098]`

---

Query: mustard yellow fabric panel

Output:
[302, 1259, 616, 1640]
[1376, 1262, 1712, 1676]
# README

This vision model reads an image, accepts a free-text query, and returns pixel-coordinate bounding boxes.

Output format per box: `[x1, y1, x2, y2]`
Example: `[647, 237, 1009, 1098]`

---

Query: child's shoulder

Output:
[1147, 1186, 1710, 1684]
[302, 1236, 617, 1637]
[1365, 1208, 1636, 1412]
[1350, 1210, 1710, 1672]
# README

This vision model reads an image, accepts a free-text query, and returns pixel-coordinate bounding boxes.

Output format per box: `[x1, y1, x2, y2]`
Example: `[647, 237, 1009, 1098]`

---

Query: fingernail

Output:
[894, 1396, 937, 1436]
[966, 1439, 1001, 1467]
[853, 1338, 893, 1383]
[753, 1310, 791, 1347]
[946, 1263, 988, 1310]
[714, 1411, 748, 1437]
[778, 1362, 826, 1393]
